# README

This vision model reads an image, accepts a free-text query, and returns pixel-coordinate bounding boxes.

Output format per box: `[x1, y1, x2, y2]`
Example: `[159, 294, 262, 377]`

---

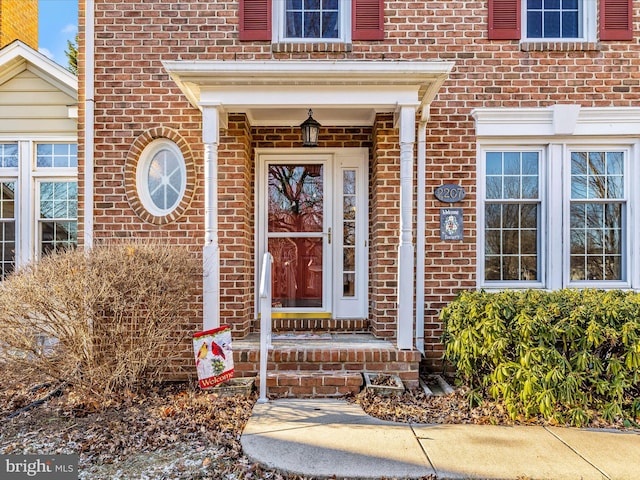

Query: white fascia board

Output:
[199, 84, 419, 109]
[163, 60, 454, 114]
[473, 106, 640, 138]
[163, 60, 454, 83]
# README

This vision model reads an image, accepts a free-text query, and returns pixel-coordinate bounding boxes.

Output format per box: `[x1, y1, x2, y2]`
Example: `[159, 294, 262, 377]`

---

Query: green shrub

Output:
[441, 289, 640, 426]
[0, 241, 200, 398]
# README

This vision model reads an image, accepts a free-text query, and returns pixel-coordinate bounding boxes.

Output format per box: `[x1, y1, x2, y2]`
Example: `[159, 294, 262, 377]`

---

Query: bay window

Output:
[474, 105, 640, 290]
[479, 143, 634, 289]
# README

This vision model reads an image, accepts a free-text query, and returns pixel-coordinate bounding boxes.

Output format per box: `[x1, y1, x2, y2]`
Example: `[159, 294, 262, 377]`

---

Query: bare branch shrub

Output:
[0, 242, 200, 397]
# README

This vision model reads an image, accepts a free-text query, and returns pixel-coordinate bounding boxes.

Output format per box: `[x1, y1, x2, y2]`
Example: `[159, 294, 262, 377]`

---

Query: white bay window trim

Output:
[473, 105, 640, 290]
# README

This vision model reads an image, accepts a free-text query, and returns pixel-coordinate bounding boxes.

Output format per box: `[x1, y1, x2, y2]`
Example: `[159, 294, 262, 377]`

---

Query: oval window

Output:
[136, 139, 186, 217]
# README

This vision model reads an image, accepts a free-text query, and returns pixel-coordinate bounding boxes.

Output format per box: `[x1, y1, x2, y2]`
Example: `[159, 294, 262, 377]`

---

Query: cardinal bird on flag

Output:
[211, 341, 226, 359]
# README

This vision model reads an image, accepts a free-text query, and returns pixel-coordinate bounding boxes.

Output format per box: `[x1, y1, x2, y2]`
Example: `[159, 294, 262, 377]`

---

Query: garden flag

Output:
[193, 325, 234, 388]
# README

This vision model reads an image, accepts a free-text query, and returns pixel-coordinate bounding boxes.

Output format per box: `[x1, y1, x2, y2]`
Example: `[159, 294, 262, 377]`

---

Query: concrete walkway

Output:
[241, 398, 640, 480]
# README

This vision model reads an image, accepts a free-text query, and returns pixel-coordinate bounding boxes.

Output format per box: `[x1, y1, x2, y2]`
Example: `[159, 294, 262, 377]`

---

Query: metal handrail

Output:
[257, 252, 273, 403]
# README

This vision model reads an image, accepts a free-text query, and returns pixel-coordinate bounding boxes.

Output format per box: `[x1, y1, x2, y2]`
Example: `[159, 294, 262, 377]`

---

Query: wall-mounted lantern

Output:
[300, 109, 321, 147]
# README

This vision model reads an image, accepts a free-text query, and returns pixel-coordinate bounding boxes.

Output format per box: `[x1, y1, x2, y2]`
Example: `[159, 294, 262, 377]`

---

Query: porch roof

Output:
[162, 60, 454, 126]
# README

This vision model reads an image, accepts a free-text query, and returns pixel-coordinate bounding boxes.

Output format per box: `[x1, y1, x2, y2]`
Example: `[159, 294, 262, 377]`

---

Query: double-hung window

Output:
[35, 143, 78, 257]
[484, 151, 542, 283]
[282, 0, 342, 40]
[569, 150, 625, 282]
[526, 0, 584, 39]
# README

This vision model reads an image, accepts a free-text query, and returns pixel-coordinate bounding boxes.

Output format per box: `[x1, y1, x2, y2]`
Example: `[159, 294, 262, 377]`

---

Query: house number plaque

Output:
[434, 184, 466, 203]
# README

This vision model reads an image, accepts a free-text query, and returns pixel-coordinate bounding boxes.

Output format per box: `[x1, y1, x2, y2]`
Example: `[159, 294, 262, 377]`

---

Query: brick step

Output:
[251, 317, 370, 334]
[232, 333, 420, 398]
[259, 371, 364, 398]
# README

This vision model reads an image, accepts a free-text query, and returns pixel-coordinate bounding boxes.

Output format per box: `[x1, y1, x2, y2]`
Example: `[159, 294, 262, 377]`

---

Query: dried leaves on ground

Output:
[2, 377, 425, 480]
[350, 386, 635, 430]
[2, 373, 635, 479]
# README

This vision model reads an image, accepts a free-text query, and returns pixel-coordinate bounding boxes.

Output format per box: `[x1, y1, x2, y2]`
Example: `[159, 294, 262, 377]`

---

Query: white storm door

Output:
[258, 149, 368, 318]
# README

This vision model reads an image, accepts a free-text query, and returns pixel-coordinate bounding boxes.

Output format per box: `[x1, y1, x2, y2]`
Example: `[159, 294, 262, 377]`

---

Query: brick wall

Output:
[370, 114, 400, 339]
[0, 0, 38, 49]
[81, 0, 640, 369]
[219, 115, 253, 336]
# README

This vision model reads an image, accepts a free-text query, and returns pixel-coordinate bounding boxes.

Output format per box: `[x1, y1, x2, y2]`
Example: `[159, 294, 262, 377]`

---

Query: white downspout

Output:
[83, 0, 94, 249]
[415, 108, 429, 355]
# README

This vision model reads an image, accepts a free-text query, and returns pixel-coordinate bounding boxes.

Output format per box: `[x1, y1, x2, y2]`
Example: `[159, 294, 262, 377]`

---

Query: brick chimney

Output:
[0, 0, 38, 49]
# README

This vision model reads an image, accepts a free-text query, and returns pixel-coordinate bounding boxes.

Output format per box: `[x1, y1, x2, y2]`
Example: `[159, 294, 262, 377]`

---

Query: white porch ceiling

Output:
[162, 61, 455, 127]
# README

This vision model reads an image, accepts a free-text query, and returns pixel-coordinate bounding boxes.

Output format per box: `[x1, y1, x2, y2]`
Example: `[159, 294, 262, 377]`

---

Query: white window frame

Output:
[562, 144, 631, 289]
[272, 0, 351, 44]
[0, 138, 78, 268]
[32, 141, 78, 262]
[34, 178, 78, 261]
[521, 0, 597, 43]
[477, 145, 546, 289]
[0, 143, 20, 275]
[473, 106, 640, 291]
[136, 138, 187, 218]
[0, 177, 18, 277]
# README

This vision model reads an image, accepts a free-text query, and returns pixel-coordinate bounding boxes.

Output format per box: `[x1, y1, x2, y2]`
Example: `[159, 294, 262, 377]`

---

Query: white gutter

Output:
[415, 107, 429, 355]
[83, 0, 94, 249]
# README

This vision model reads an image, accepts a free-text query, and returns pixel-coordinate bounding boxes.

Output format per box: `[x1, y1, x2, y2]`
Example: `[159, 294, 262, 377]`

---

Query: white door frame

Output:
[255, 147, 369, 319]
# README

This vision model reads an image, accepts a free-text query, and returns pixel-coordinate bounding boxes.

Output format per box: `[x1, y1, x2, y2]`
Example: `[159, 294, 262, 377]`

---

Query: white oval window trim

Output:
[136, 138, 187, 217]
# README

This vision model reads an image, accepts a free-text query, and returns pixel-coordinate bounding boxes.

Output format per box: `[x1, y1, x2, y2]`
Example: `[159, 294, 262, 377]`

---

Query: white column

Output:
[397, 106, 416, 350]
[202, 106, 221, 330]
[547, 143, 564, 290]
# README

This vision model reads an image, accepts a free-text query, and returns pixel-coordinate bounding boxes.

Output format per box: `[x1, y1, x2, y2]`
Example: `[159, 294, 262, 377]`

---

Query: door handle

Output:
[327, 227, 332, 244]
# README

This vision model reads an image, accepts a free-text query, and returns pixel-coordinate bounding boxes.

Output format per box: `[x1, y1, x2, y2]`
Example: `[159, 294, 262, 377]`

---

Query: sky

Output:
[38, 0, 78, 67]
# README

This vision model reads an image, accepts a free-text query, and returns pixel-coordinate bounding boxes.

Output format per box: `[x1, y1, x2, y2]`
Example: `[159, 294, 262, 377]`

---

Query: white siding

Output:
[0, 69, 76, 135]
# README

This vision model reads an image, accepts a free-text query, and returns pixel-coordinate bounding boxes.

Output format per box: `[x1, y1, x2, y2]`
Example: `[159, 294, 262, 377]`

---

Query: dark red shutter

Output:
[239, 0, 271, 41]
[599, 0, 633, 40]
[488, 0, 521, 40]
[352, 0, 384, 41]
